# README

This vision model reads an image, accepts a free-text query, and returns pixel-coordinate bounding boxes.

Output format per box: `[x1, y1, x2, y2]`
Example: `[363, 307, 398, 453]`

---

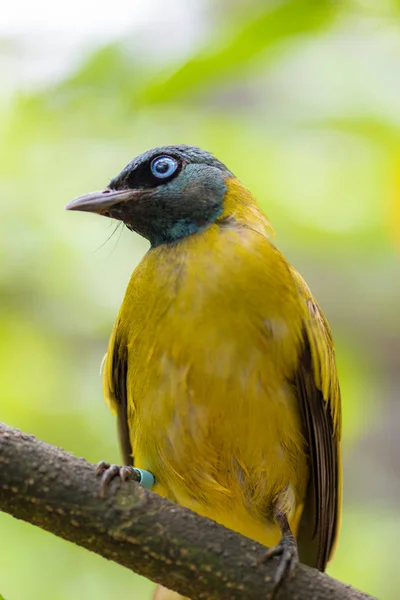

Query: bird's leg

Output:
[257, 504, 299, 594]
[95, 461, 155, 497]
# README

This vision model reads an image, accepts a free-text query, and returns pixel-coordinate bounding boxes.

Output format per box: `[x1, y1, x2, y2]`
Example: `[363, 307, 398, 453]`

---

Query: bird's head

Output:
[66, 145, 234, 247]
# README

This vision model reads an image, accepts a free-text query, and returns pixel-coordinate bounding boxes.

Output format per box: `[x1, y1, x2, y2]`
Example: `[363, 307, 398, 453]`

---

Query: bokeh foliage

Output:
[1, 1, 400, 598]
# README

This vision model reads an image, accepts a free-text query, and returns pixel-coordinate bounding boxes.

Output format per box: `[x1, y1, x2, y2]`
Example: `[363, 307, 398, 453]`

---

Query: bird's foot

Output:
[95, 461, 154, 496]
[257, 535, 299, 595]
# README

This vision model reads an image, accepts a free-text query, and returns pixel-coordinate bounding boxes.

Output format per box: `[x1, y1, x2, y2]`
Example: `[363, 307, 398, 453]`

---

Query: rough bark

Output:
[0, 422, 375, 600]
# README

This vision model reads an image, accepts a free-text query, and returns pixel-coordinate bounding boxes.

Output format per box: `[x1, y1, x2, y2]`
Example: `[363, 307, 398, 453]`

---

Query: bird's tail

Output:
[153, 585, 190, 600]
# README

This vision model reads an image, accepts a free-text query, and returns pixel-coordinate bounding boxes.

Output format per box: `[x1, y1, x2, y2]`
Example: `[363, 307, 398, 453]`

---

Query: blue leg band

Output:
[134, 468, 155, 490]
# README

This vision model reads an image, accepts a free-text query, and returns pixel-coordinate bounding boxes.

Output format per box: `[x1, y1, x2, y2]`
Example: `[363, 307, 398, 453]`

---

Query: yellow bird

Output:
[66, 145, 342, 598]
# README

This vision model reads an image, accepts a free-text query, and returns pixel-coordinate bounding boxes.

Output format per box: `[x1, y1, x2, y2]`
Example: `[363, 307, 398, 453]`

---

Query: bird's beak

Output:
[65, 189, 136, 215]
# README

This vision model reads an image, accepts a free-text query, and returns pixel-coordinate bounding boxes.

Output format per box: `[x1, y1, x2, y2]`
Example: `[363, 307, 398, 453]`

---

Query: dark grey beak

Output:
[65, 189, 135, 215]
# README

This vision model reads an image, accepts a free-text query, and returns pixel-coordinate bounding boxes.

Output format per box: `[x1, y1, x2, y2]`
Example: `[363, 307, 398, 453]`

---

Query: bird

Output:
[66, 145, 342, 599]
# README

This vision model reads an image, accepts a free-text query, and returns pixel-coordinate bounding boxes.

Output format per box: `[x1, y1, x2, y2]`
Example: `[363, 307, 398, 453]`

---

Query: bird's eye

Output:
[150, 156, 178, 179]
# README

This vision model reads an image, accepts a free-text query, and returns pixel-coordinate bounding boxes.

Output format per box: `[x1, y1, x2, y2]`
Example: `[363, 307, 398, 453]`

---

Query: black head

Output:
[66, 145, 233, 246]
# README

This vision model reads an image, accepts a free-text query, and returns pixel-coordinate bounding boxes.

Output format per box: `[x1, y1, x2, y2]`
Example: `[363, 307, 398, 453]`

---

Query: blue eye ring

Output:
[150, 155, 178, 179]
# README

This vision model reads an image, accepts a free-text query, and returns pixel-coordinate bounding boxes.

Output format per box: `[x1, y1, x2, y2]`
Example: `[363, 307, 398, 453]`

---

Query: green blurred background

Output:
[1, 0, 399, 598]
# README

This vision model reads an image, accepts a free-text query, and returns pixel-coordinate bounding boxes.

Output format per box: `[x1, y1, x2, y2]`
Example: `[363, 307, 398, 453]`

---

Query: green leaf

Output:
[137, 0, 339, 104]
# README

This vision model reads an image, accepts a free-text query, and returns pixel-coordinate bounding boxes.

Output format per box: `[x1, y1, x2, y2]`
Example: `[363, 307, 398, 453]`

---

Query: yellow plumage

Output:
[103, 178, 341, 561]
[67, 145, 341, 599]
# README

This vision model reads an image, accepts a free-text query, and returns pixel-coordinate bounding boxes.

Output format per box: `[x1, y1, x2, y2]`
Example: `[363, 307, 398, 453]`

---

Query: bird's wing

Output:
[102, 320, 133, 467]
[291, 269, 342, 571]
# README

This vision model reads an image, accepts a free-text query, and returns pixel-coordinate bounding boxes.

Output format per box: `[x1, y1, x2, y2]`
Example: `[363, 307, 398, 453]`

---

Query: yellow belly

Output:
[131, 346, 307, 546]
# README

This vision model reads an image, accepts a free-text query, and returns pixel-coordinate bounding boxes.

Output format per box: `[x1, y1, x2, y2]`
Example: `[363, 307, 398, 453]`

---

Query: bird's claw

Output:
[95, 461, 140, 496]
[257, 535, 299, 595]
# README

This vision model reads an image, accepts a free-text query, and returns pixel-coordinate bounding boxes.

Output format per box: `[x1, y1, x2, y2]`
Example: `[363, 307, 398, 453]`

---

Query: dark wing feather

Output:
[291, 270, 342, 571]
[103, 321, 133, 467]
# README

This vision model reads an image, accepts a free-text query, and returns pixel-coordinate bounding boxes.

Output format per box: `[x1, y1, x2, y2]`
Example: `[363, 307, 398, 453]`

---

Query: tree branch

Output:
[0, 423, 374, 600]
